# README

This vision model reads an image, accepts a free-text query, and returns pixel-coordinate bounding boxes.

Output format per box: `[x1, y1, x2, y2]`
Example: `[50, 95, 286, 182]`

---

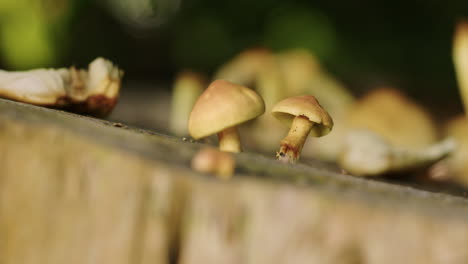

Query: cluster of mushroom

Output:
[188, 79, 334, 164]
[174, 49, 458, 181]
[181, 22, 468, 181]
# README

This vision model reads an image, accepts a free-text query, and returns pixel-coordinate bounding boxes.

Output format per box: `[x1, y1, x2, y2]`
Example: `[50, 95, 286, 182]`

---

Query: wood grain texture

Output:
[0, 99, 468, 264]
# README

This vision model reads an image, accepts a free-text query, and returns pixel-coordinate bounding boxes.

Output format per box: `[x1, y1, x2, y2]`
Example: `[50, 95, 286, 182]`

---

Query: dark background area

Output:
[1, 0, 468, 115]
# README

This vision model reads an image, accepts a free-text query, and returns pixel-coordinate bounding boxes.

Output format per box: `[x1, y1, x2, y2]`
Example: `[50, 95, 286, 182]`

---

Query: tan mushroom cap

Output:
[188, 80, 265, 139]
[272, 95, 333, 137]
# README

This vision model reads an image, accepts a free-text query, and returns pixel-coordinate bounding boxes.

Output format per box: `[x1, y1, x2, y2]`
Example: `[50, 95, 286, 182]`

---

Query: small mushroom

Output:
[214, 48, 272, 86]
[276, 49, 321, 96]
[347, 88, 437, 150]
[453, 20, 468, 113]
[213, 47, 288, 111]
[272, 95, 333, 163]
[215, 48, 287, 154]
[339, 130, 456, 177]
[191, 147, 235, 179]
[188, 80, 265, 153]
[448, 20, 468, 186]
[170, 71, 205, 136]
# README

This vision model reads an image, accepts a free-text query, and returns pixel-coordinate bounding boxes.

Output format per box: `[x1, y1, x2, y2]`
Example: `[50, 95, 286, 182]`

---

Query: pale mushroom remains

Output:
[272, 95, 333, 163]
[188, 80, 265, 152]
[339, 130, 456, 177]
[0, 57, 122, 116]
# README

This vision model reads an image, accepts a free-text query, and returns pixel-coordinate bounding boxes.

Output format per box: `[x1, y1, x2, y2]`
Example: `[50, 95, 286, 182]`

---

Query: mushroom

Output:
[339, 130, 456, 177]
[188, 80, 265, 153]
[276, 49, 322, 96]
[215, 48, 288, 153]
[272, 95, 333, 163]
[447, 20, 468, 186]
[214, 48, 283, 110]
[453, 20, 468, 113]
[214, 48, 273, 86]
[191, 147, 235, 179]
[346, 88, 437, 150]
[170, 71, 205, 136]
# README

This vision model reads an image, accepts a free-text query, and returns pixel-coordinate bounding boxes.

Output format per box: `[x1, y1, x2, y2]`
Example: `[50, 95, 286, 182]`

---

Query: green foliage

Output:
[0, 0, 75, 69]
[0, 13, 55, 69]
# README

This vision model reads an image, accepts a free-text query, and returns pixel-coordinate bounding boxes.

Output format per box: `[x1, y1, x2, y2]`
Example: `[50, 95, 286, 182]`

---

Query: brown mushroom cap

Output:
[188, 80, 265, 139]
[272, 95, 333, 137]
[347, 88, 437, 149]
[214, 48, 273, 85]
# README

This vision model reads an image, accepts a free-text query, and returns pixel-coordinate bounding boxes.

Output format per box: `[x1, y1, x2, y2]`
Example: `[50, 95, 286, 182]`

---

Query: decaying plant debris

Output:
[339, 130, 455, 176]
[0, 57, 123, 116]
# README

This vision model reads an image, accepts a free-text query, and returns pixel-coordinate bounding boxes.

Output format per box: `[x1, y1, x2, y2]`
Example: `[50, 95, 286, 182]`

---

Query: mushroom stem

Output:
[217, 126, 242, 153]
[276, 115, 313, 163]
[170, 71, 204, 136]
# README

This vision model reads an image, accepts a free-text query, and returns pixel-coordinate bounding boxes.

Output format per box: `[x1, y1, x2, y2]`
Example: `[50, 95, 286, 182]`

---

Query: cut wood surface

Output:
[1, 98, 468, 264]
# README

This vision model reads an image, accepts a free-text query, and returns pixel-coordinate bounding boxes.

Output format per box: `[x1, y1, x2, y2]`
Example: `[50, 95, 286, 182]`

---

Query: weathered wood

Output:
[1, 99, 468, 264]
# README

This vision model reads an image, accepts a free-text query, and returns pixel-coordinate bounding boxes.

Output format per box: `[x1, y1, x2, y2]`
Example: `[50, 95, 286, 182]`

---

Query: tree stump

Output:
[0, 99, 468, 264]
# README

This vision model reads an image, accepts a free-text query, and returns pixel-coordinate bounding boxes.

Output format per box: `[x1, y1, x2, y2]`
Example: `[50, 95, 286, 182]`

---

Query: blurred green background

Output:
[0, 0, 467, 113]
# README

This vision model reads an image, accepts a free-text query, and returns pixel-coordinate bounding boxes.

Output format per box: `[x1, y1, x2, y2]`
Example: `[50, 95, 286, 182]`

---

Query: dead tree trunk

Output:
[0, 99, 468, 264]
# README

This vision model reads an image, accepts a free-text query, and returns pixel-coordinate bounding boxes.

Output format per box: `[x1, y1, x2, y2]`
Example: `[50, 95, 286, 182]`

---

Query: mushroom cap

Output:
[214, 48, 273, 85]
[272, 95, 333, 137]
[347, 88, 437, 149]
[188, 80, 265, 139]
